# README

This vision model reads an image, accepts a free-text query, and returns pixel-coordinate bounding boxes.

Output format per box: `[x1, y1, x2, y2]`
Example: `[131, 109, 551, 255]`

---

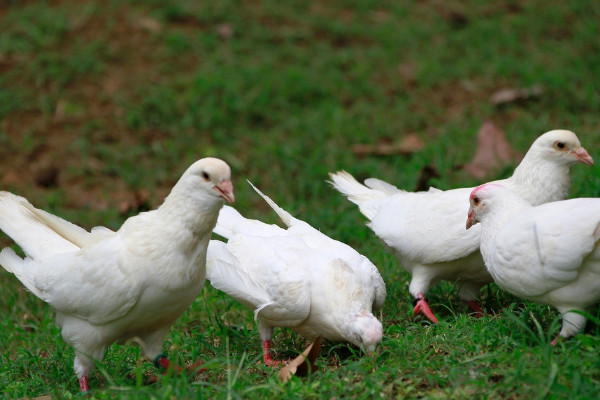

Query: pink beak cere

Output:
[573, 147, 594, 166]
[214, 180, 235, 204]
[466, 209, 475, 229]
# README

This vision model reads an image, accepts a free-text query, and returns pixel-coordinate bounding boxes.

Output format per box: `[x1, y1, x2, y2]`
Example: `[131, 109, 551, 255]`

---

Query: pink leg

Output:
[413, 293, 439, 323]
[153, 354, 205, 376]
[551, 335, 561, 346]
[156, 355, 179, 372]
[79, 376, 90, 393]
[261, 339, 282, 366]
[465, 300, 485, 318]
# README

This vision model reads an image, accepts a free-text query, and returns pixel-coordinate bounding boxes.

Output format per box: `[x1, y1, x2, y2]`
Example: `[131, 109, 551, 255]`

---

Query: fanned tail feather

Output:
[0, 248, 44, 299]
[364, 177, 402, 195]
[247, 181, 300, 228]
[328, 171, 393, 220]
[0, 192, 81, 259]
[213, 206, 246, 239]
[21, 199, 93, 246]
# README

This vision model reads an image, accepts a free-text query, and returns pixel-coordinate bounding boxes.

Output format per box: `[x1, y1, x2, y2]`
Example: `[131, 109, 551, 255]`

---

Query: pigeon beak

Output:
[214, 180, 235, 204]
[466, 209, 476, 229]
[572, 147, 594, 166]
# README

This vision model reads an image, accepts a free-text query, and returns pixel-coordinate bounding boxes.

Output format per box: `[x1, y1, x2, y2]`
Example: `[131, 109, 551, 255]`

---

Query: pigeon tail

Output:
[363, 177, 402, 195]
[213, 206, 246, 239]
[247, 181, 299, 228]
[328, 171, 391, 220]
[0, 191, 82, 258]
[0, 248, 44, 299]
[20, 198, 94, 248]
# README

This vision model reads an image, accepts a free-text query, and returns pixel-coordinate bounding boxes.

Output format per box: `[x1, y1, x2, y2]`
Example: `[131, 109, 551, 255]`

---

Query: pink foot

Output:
[149, 354, 206, 383]
[263, 354, 283, 367]
[465, 300, 485, 318]
[261, 339, 284, 366]
[79, 375, 90, 392]
[551, 335, 562, 346]
[413, 293, 439, 323]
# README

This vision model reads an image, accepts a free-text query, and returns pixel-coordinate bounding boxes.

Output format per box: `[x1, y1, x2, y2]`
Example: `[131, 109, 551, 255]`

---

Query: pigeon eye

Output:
[202, 172, 210, 181]
[554, 141, 567, 150]
[473, 197, 480, 205]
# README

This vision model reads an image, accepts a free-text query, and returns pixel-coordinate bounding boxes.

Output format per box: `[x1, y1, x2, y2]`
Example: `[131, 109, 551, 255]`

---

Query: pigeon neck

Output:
[508, 154, 571, 205]
[159, 190, 222, 235]
[478, 197, 530, 265]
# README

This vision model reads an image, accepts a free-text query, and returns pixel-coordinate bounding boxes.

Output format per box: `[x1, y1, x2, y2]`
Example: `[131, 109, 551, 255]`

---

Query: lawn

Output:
[1, 0, 600, 398]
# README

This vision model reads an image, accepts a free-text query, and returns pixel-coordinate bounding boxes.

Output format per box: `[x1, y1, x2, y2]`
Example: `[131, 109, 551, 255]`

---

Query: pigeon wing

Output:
[492, 198, 600, 298]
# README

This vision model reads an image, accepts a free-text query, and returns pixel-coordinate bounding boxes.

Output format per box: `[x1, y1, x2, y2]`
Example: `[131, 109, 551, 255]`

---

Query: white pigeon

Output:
[0, 157, 234, 392]
[329, 130, 593, 322]
[466, 183, 600, 343]
[206, 182, 385, 366]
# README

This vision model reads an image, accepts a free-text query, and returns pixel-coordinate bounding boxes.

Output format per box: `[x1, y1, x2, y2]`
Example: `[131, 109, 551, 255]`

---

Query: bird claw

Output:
[412, 296, 439, 323]
[149, 355, 206, 383]
[263, 357, 284, 367]
[465, 300, 485, 318]
[551, 336, 562, 346]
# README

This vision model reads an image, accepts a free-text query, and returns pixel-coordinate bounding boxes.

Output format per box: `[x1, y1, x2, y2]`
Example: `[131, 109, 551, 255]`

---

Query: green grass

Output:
[1, 0, 600, 398]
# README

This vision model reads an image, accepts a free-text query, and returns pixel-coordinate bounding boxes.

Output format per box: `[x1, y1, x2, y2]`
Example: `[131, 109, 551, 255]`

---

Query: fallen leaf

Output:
[217, 23, 234, 39]
[464, 121, 521, 179]
[54, 99, 67, 120]
[136, 16, 162, 33]
[352, 134, 424, 156]
[490, 85, 544, 106]
[278, 337, 322, 383]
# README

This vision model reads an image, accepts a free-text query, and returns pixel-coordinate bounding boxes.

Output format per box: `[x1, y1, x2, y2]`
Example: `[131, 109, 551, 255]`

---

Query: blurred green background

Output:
[1, 1, 600, 398]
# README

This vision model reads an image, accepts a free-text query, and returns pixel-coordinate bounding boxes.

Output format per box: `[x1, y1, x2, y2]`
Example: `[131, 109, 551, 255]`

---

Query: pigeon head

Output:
[466, 183, 526, 229]
[349, 310, 383, 355]
[529, 130, 593, 167]
[178, 157, 235, 204]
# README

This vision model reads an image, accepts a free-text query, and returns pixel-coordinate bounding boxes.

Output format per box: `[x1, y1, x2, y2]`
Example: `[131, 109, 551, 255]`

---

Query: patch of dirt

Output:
[0, 1, 198, 218]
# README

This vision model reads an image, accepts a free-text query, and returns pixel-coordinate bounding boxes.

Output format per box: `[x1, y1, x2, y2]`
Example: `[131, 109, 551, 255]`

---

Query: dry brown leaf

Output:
[464, 121, 521, 179]
[278, 337, 322, 383]
[490, 85, 544, 105]
[136, 16, 162, 33]
[217, 23, 234, 39]
[54, 99, 67, 120]
[352, 134, 424, 156]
